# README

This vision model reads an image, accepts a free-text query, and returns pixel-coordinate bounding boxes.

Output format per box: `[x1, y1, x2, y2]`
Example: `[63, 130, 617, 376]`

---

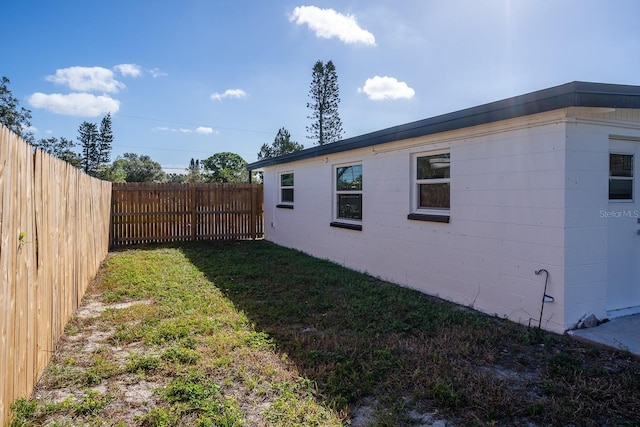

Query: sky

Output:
[3, 0, 640, 173]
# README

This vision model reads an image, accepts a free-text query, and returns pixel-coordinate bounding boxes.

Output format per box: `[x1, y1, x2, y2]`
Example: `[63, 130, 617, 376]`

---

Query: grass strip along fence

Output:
[0, 125, 112, 425]
[110, 182, 263, 247]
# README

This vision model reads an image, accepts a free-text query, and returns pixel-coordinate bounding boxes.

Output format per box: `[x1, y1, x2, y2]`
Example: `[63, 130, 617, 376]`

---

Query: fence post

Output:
[190, 186, 197, 241]
[250, 185, 257, 239]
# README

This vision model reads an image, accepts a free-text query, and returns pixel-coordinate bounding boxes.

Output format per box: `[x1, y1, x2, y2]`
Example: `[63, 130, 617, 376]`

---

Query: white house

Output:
[248, 82, 640, 334]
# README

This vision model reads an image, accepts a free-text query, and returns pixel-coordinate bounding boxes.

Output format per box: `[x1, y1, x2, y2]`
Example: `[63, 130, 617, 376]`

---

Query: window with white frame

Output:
[609, 153, 634, 201]
[278, 172, 294, 207]
[412, 151, 450, 216]
[334, 163, 362, 222]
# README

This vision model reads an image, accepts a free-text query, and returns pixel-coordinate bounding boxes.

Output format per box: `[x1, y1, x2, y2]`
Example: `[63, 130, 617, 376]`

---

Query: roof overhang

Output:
[248, 81, 640, 170]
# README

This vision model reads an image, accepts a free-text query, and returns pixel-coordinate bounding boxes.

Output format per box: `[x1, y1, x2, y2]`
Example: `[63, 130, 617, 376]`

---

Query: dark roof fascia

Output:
[248, 81, 640, 170]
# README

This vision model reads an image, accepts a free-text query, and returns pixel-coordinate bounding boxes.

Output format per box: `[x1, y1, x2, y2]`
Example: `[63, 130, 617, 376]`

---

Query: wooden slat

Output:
[0, 126, 16, 423]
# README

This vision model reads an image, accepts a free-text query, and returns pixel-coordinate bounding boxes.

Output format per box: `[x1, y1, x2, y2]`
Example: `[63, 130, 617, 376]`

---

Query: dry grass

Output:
[10, 241, 640, 426]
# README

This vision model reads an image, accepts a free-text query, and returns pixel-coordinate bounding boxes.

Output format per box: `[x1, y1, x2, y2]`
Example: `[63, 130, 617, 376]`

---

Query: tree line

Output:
[0, 59, 343, 182]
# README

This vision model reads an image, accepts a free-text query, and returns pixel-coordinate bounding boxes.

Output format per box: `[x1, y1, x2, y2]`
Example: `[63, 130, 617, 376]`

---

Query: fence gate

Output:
[110, 183, 263, 246]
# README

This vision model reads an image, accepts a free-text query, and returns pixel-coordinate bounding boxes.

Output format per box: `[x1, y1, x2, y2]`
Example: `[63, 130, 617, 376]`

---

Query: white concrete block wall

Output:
[262, 112, 573, 333]
[448, 123, 567, 331]
[562, 116, 640, 327]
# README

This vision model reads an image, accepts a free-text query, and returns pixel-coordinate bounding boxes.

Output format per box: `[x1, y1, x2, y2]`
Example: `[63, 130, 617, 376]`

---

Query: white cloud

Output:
[210, 89, 248, 101]
[113, 63, 142, 77]
[196, 126, 213, 134]
[153, 126, 180, 132]
[31, 64, 158, 117]
[153, 126, 216, 134]
[358, 76, 415, 100]
[45, 66, 125, 93]
[290, 6, 376, 46]
[28, 92, 120, 116]
[149, 68, 168, 78]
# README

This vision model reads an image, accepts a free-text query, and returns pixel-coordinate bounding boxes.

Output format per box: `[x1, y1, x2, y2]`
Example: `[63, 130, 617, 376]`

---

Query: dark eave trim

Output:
[248, 81, 640, 171]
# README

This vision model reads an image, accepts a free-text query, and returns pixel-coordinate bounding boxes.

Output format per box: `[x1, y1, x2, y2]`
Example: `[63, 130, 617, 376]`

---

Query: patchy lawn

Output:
[11, 241, 640, 426]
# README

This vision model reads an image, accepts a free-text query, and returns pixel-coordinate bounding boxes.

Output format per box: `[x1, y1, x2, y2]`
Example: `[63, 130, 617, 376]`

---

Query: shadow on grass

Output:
[177, 240, 640, 426]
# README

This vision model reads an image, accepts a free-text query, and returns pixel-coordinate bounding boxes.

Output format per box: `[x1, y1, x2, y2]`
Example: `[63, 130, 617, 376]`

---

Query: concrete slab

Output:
[568, 314, 640, 356]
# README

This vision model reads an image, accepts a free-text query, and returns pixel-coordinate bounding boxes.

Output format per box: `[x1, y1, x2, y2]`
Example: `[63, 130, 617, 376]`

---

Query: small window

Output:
[335, 163, 362, 222]
[609, 153, 633, 200]
[279, 172, 294, 207]
[415, 152, 450, 211]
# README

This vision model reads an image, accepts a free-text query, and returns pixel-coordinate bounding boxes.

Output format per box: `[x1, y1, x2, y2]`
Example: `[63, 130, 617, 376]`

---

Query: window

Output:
[409, 151, 450, 222]
[609, 153, 634, 200]
[332, 163, 362, 229]
[277, 172, 294, 208]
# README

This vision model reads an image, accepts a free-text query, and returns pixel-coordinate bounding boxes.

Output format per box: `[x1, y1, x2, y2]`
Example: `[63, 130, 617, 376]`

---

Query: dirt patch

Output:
[30, 297, 163, 426]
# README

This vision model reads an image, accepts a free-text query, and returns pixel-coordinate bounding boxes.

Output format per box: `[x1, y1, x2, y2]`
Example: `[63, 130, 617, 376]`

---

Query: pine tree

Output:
[257, 127, 304, 159]
[97, 113, 113, 165]
[78, 113, 113, 177]
[185, 158, 203, 183]
[306, 60, 344, 145]
[78, 121, 99, 174]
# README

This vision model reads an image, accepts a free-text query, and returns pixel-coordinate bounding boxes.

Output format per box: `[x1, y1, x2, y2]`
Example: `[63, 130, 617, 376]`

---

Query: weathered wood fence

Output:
[110, 182, 263, 246]
[1, 126, 264, 424]
[0, 125, 112, 425]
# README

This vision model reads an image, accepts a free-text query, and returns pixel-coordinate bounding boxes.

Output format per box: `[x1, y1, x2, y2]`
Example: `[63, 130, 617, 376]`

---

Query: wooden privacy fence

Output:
[0, 125, 112, 425]
[110, 182, 263, 246]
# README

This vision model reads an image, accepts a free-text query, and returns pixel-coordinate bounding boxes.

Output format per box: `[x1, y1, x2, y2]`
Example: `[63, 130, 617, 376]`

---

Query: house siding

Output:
[562, 113, 640, 326]
[264, 111, 571, 333]
[562, 120, 609, 328]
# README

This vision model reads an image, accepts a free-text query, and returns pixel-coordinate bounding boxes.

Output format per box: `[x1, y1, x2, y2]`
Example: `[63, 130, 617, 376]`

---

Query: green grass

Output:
[11, 390, 115, 426]
[12, 241, 640, 426]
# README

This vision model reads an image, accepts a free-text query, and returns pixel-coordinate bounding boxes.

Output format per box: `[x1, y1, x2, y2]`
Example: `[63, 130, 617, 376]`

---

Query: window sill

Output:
[276, 204, 294, 209]
[330, 221, 362, 231]
[407, 213, 450, 223]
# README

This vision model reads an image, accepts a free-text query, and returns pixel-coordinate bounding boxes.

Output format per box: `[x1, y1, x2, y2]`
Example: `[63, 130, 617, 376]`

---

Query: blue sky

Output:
[3, 0, 640, 173]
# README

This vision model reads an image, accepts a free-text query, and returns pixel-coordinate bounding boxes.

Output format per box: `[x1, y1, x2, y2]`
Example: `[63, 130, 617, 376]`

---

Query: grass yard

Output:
[11, 241, 640, 426]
